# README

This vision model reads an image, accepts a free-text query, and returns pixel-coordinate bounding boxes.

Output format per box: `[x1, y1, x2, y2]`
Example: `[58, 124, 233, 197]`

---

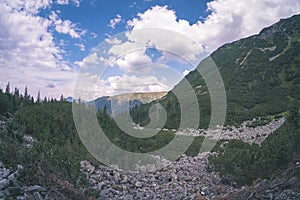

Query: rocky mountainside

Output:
[131, 14, 300, 128]
[90, 92, 167, 114]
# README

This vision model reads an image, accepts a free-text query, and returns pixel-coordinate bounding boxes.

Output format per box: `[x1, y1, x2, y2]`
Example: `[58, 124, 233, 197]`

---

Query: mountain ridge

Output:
[131, 14, 300, 128]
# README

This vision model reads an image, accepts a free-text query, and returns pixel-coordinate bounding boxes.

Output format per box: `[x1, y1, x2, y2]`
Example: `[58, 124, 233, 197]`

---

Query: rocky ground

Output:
[81, 152, 300, 200]
[176, 118, 285, 145]
[80, 152, 227, 200]
[0, 161, 46, 200]
[81, 118, 300, 200]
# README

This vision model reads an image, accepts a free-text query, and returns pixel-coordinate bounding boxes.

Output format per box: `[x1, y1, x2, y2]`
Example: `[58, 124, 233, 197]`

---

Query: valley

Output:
[0, 13, 299, 200]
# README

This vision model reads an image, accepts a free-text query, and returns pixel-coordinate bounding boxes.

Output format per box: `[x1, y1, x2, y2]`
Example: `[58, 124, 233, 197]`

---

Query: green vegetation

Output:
[0, 85, 97, 199]
[209, 100, 300, 186]
[0, 84, 204, 199]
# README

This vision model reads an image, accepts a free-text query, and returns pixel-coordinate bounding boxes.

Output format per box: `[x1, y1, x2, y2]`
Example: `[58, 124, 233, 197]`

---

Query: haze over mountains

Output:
[90, 92, 167, 114]
[67, 92, 167, 115]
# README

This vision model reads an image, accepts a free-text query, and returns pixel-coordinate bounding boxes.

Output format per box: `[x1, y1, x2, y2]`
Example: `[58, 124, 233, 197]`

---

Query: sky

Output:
[1, 0, 300, 100]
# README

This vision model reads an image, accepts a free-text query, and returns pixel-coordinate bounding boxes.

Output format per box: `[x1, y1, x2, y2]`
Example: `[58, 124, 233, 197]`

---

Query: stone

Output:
[33, 192, 43, 200]
[8, 171, 19, 181]
[145, 164, 156, 173]
[135, 181, 143, 188]
[0, 179, 10, 190]
[23, 185, 45, 192]
[0, 116, 7, 122]
[22, 135, 35, 144]
[98, 181, 105, 189]
[123, 195, 134, 200]
[1, 169, 10, 178]
[17, 165, 24, 171]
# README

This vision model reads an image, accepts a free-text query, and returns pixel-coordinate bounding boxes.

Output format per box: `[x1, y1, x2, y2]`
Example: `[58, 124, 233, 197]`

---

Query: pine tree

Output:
[37, 91, 41, 103]
[14, 87, 19, 97]
[24, 86, 28, 99]
[5, 82, 10, 95]
[24, 86, 29, 105]
[60, 94, 64, 102]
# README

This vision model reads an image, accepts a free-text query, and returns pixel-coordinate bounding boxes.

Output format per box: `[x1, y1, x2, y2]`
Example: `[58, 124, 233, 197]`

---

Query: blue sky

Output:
[47, 0, 212, 69]
[1, 0, 300, 99]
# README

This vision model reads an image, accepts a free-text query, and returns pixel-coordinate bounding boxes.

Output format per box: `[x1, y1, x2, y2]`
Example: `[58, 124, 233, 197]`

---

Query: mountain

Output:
[131, 14, 300, 128]
[65, 96, 73, 102]
[90, 92, 167, 115]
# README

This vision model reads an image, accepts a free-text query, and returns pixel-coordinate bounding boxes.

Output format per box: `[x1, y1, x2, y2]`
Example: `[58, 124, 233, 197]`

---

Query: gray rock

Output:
[1, 169, 10, 178]
[5, 187, 22, 196]
[16, 194, 32, 200]
[8, 170, 19, 181]
[17, 165, 24, 171]
[33, 192, 43, 200]
[135, 181, 143, 188]
[0, 116, 7, 122]
[0, 179, 10, 190]
[136, 191, 144, 199]
[0, 191, 4, 198]
[98, 181, 105, 189]
[123, 195, 134, 200]
[23, 185, 45, 192]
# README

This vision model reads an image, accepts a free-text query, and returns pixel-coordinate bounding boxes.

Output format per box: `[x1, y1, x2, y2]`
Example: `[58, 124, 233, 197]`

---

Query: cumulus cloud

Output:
[0, 0, 82, 98]
[109, 14, 122, 29]
[56, 0, 80, 7]
[102, 40, 153, 71]
[105, 37, 122, 45]
[74, 43, 85, 51]
[74, 52, 103, 68]
[74, 73, 170, 100]
[2, 0, 52, 14]
[114, 51, 153, 71]
[127, 1, 300, 52]
[107, 75, 170, 94]
[49, 11, 86, 39]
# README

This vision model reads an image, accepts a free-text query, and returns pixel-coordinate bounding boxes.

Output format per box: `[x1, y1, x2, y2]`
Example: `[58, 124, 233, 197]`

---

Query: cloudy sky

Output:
[1, 0, 300, 100]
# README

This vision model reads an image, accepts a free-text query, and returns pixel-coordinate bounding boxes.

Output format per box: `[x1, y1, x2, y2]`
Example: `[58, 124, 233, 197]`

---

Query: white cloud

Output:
[104, 41, 153, 71]
[72, 0, 80, 7]
[105, 37, 122, 45]
[3, 0, 52, 14]
[56, 0, 80, 7]
[74, 73, 170, 100]
[108, 41, 145, 56]
[74, 52, 102, 68]
[109, 14, 122, 29]
[107, 75, 170, 94]
[49, 11, 86, 39]
[114, 51, 152, 71]
[75, 43, 85, 51]
[127, 2, 300, 52]
[56, 0, 69, 5]
[0, 0, 82, 99]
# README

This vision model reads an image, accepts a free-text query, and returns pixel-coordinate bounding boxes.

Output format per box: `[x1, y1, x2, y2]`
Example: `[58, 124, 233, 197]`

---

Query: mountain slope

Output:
[131, 14, 300, 128]
[91, 92, 167, 115]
